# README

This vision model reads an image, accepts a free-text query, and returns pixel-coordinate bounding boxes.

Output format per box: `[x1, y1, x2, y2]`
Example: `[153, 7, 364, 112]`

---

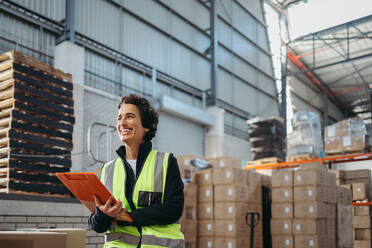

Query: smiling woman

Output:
[88, 94, 185, 248]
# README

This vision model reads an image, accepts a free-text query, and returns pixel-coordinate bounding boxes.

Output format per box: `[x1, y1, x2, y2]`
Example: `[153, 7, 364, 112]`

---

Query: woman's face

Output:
[117, 104, 149, 145]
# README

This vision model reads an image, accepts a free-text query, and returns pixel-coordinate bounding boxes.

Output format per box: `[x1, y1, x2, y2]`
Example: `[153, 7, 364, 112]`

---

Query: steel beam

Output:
[209, 0, 218, 106]
[65, 0, 75, 43]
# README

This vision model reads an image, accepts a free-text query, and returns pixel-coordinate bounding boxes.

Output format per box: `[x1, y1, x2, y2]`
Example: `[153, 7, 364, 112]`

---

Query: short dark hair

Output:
[118, 94, 159, 142]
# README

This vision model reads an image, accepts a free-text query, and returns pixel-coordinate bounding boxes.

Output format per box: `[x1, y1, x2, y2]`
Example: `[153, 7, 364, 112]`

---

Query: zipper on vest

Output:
[148, 192, 151, 207]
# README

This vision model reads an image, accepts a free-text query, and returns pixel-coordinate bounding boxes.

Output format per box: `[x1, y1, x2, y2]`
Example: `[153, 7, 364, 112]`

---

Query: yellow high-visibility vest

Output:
[100, 150, 184, 248]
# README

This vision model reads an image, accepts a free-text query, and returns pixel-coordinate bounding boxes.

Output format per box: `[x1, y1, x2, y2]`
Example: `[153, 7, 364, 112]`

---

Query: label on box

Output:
[226, 171, 231, 178]
[205, 173, 209, 180]
[208, 241, 212, 248]
[185, 160, 190, 166]
[284, 191, 289, 197]
[309, 240, 314, 247]
[328, 126, 335, 137]
[285, 240, 290, 245]
[285, 207, 289, 213]
[309, 206, 314, 213]
[308, 190, 313, 197]
[206, 207, 211, 213]
[343, 136, 351, 147]
[357, 188, 361, 192]
[296, 224, 301, 231]
[297, 175, 302, 182]
[207, 224, 211, 230]
[228, 189, 233, 195]
[285, 175, 289, 181]
[228, 224, 233, 231]
[220, 161, 224, 167]
[228, 242, 232, 248]
[284, 223, 288, 229]
[206, 190, 210, 197]
[228, 207, 233, 213]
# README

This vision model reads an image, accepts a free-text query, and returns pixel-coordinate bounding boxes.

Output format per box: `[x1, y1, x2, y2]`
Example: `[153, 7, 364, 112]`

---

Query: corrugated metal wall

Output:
[0, 0, 278, 156]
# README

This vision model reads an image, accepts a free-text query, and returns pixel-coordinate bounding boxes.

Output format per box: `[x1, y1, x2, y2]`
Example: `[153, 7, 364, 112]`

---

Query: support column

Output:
[54, 41, 85, 172]
[323, 92, 329, 127]
[205, 106, 225, 158]
[209, 0, 218, 106]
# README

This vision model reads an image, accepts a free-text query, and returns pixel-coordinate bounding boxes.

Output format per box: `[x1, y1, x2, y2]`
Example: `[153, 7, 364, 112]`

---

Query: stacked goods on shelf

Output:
[177, 155, 199, 248]
[271, 170, 294, 248]
[271, 163, 352, 248]
[343, 169, 371, 248]
[247, 117, 286, 161]
[196, 168, 214, 248]
[213, 167, 263, 248]
[337, 185, 353, 248]
[293, 164, 335, 248]
[324, 117, 366, 155]
[287, 111, 323, 158]
[0, 50, 74, 196]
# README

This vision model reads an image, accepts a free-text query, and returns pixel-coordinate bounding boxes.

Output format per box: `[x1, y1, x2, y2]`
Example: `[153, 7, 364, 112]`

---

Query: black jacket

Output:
[88, 141, 184, 234]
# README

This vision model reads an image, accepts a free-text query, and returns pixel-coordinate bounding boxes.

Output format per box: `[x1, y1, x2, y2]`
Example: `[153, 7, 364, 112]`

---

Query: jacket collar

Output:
[116, 141, 152, 165]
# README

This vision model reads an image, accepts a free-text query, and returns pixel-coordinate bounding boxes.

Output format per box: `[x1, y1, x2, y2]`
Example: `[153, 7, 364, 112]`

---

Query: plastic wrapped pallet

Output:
[287, 111, 323, 157]
[325, 117, 366, 154]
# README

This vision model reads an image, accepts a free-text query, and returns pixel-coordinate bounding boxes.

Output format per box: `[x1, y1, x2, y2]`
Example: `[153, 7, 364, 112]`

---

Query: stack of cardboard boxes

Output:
[271, 163, 353, 248]
[177, 155, 199, 248]
[196, 157, 263, 248]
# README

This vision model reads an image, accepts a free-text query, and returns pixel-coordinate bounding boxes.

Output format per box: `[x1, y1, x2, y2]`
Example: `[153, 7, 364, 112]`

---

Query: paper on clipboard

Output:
[56, 172, 133, 222]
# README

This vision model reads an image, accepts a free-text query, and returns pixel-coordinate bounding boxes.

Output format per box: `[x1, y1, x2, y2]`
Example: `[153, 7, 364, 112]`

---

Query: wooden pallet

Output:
[286, 154, 317, 162]
[246, 157, 283, 166]
[326, 150, 365, 157]
[0, 50, 74, 197]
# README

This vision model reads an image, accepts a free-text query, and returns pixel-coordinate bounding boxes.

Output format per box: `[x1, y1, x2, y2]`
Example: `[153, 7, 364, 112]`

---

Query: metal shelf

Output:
[243, 152, 372, 171]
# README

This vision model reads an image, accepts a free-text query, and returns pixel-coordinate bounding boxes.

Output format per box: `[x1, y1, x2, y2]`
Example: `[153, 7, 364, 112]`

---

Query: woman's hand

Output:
[93, 195, 127, 219]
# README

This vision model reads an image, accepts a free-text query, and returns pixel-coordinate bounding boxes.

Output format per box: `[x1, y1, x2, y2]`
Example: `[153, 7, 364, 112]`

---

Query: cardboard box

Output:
[326, 172, 337, 187]
[344, 170, 371, 180]
[354, 240, 371, 248]
[247, 171, 263, 187]
[294, 235, 327, 248]
[181, 219, 198, 238]
[214, 237, 252, 248]
[294, 169, 326, 186]
[271, 203, 293, 219]
[198, 202, 214, 220]
[294, 185, 327, 202]
[198, 220, 214, 237]
[325, 136, 343, 154]
[185, 241, 197, 248]
[294, 202, 327, 218]
[272, 187, 293, 202]
[337, 186, 353, 205]
[337, 204, 353, 248]
[272, 171, 292, 188]
[214, 184, 261, 203]
[183, 203, 197, 220]
[327, 203, 336, 219]
[292, 219, 326, 235]
[344, 178, 371, 184]
[271, 219, 292, 235]
[271, 235, 293, 248]
[353, 216, 371, 228]
[326, 234, 336, 248]
[327, 219, 336, 236]
[207, 156, 241, 168]
[196, 169, 213, 185]
[23, 229, 84, 248]
[198, 237, 214, 248]
[213, 167, 246, 185]
[215, 220, 250, 238]
[179, 164, 196, 183]
[355, 228, 371, 240]
[329, 169, 345, 185]
[299, 162, 324, 170]
[0, 231, 67, 248]
[184, 183, 197, 201]
[353, 183, 369, 201]
[354, 206, 370, 216]
[327, 187, 337, 203]
[214, 202, 260, 220]
[198, 185, 213, 203]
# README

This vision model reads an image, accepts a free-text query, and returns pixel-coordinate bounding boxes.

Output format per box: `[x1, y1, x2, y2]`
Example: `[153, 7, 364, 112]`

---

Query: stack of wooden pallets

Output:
[0, 50, 74, 196]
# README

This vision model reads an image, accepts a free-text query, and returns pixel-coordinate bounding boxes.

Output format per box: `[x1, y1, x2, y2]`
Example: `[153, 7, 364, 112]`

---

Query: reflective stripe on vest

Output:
[101, 150, 184, 248]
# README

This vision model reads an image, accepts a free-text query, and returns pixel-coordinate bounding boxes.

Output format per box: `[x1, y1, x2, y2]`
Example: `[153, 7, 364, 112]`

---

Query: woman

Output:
[88, 94, 184, 248]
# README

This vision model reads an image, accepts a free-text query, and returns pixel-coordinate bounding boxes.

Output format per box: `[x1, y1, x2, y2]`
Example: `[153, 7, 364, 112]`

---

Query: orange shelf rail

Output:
[352, 202, 372, 206]
[243, 152, 372, 171]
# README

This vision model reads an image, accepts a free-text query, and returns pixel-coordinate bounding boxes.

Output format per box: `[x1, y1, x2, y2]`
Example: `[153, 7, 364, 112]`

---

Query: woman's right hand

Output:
[93, 195, 127, 219]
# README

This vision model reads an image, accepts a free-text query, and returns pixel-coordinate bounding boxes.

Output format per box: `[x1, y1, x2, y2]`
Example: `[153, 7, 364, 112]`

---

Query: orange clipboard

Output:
[56, 172, 133, 222]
